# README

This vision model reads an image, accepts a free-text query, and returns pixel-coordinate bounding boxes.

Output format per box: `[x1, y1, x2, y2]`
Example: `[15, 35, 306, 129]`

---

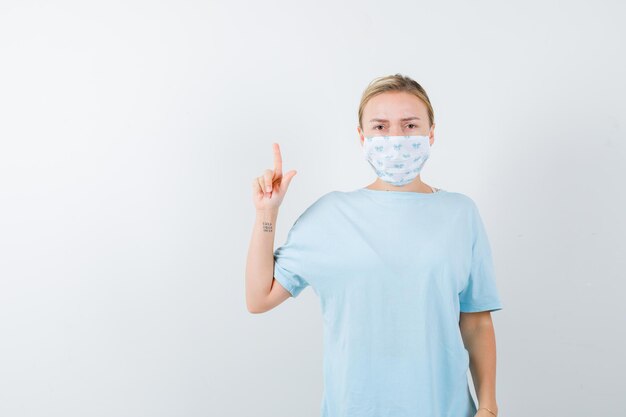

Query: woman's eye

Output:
[374, 125, 384, 130]
[407, 124, 418, 129]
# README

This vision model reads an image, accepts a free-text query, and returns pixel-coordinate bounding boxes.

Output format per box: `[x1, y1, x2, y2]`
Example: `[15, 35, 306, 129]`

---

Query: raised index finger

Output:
[273, 142, 283, 178]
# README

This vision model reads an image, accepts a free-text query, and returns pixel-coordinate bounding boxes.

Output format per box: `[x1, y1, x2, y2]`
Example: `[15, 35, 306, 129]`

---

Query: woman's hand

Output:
[252, 142, 297, 211]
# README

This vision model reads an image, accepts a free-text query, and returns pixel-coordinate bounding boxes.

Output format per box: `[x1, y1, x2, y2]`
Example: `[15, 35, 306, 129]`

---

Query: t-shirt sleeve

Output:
[459, 201, 504, 313]
[273, 214, 311, 298]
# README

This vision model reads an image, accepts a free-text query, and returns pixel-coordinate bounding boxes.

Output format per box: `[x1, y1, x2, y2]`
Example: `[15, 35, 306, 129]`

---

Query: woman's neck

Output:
[365, 178, 436, 193]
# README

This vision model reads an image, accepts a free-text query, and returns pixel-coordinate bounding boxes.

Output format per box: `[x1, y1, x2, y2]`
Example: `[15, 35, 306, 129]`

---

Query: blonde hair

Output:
[358, 73, 434, 129]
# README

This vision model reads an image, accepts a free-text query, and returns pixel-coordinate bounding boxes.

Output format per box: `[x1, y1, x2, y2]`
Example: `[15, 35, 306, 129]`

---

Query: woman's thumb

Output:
[281, 170, 297, 191]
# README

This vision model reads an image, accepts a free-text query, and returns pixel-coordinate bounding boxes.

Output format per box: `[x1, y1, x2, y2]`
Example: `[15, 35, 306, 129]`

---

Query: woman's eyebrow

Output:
[369, 117, 421, 123]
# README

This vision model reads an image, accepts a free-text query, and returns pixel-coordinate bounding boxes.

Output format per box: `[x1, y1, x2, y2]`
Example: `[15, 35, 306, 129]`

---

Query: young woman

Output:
[246, 74, 503, 417]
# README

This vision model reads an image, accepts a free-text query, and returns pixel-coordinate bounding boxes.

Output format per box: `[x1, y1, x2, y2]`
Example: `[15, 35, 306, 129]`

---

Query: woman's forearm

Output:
[461, 314, 499, 415]
[245, 208, 279, 312]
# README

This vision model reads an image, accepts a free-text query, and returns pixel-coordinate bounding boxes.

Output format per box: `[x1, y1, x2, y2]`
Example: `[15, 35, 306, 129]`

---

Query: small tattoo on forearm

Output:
[263, 221, 273, 232]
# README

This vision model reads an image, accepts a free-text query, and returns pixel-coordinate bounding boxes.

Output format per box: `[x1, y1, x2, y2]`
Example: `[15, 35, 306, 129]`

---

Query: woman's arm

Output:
[245, 207, 291, 313]
[245, 143, 298, 314]
[459, 311, 500, 416]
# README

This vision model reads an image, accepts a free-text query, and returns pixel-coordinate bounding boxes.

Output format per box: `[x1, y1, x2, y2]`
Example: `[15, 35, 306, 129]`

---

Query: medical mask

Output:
[361, 135, 431, 186]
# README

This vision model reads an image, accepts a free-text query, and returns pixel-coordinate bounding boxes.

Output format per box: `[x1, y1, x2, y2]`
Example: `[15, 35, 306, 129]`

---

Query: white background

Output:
[1, 0, 624, 416]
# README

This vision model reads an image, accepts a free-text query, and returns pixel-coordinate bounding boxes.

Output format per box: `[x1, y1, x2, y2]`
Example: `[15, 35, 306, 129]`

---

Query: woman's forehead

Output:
[364, 92, 428, 120]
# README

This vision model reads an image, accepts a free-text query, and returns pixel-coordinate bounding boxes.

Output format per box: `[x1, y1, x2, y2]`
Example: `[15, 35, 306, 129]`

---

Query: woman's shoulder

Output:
[440, 189, 478, 206]
[291, 190, 339, 222]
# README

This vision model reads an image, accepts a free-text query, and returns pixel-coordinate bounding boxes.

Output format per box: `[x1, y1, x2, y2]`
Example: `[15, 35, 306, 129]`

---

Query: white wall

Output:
[1, 0, 624, 416]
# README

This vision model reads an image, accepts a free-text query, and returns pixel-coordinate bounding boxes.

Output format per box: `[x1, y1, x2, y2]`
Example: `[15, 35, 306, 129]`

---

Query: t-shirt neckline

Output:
[357, 187, 447, 198]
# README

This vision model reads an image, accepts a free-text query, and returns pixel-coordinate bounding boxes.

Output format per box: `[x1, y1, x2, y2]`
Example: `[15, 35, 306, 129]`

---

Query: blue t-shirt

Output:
[273, 187, 503, 417]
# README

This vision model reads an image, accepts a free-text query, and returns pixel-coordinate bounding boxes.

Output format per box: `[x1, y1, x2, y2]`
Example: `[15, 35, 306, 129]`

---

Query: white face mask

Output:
[361, 135, 431, 186]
